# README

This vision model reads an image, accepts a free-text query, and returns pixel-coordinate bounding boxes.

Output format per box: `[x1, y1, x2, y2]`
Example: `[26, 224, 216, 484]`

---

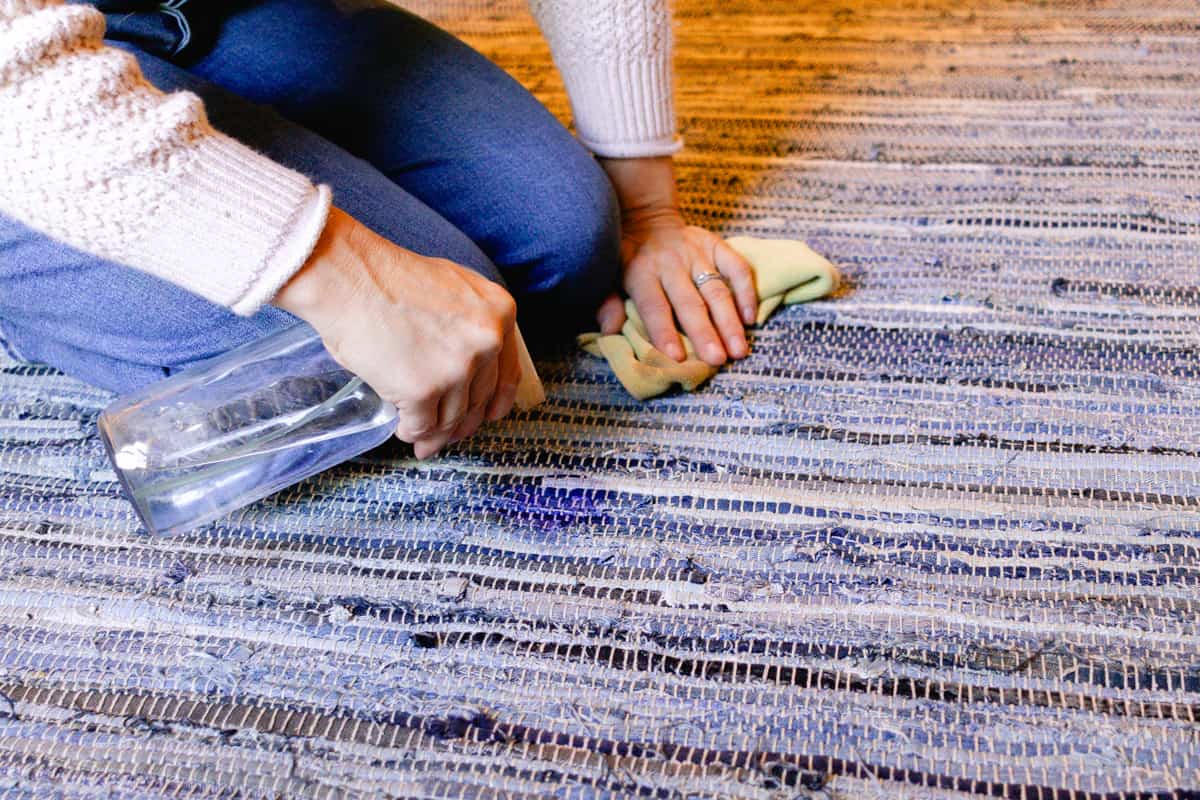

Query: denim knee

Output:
[509, 159, 622, 338]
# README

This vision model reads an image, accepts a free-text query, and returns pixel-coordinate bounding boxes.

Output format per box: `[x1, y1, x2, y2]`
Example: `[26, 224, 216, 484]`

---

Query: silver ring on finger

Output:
[692, 270, 730, 290]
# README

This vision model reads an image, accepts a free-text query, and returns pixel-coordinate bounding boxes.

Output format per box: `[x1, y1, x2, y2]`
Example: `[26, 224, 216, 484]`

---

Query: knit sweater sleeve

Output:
[0, 0, 331, 316]
[528, 0, 682, 159]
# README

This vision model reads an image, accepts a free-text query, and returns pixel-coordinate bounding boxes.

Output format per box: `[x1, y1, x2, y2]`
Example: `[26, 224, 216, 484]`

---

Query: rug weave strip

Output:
[0, 0, 1198, 797]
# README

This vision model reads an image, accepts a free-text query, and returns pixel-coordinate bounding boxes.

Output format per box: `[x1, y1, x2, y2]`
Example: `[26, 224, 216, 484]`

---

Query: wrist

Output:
[598, 155, 681, 222]
[273, 206, 361, 323]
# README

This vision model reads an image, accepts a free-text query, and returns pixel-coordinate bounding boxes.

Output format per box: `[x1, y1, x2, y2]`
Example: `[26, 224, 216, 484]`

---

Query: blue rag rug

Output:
[1, 0, 1198, 796]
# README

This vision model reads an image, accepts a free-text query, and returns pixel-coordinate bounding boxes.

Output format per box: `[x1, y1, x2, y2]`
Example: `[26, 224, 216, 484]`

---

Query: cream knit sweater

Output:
[0, 0, 679, 315]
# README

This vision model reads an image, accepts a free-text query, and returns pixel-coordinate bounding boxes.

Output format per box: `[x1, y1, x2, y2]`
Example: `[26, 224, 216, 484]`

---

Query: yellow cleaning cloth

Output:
[577, 236, 840, 400]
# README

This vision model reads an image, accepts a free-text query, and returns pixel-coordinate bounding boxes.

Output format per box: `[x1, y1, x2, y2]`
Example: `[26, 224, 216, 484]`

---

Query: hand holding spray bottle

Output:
[98, 323, 544, 536]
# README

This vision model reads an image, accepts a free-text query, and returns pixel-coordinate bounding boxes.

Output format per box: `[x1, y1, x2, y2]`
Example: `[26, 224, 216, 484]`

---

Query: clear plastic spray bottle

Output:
[98, 323, 543, 536]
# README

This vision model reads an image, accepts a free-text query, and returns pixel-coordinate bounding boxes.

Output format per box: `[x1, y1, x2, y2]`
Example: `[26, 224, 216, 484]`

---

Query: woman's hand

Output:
[598, 157, 758, 365]
[274, 207, 521, 459]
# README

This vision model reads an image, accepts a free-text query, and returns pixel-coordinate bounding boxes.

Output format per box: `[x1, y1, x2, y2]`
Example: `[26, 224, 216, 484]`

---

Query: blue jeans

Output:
[0, 0, 621, 393]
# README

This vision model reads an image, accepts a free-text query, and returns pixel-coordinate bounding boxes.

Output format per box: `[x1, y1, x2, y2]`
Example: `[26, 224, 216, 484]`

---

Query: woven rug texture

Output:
[1, 0, 1198, 797]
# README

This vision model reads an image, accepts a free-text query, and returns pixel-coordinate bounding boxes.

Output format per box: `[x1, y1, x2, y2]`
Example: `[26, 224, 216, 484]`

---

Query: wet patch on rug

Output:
[0, 0, 1198, 796]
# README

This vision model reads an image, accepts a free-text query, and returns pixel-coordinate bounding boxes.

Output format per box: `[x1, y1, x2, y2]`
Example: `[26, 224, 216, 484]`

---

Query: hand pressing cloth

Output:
[578, 237, 841, 400]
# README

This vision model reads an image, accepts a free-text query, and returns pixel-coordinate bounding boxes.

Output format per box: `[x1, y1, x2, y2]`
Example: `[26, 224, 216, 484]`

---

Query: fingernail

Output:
[668, 344, 685, 361]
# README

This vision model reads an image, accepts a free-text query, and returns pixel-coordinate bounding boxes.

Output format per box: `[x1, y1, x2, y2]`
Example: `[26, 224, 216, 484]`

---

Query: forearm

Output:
[0, 0, 330, 315]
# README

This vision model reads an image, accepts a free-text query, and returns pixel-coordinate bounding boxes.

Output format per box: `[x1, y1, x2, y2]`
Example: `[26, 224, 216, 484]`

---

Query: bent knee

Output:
[511, 157, 621, 326]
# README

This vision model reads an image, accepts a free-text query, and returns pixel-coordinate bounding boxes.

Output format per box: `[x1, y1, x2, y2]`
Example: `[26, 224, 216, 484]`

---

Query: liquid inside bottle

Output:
[99, 325, 398, 536]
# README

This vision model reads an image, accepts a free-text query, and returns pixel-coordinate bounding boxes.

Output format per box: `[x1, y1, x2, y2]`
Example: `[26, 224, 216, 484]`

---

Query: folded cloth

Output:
[577, 236, 840, 399]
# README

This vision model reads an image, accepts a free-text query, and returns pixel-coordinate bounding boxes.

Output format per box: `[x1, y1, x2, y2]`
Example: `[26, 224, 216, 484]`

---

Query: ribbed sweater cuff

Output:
[130, 133, 332, 316]
[563, 56, 684, 159]
[231, 185, 331, 315]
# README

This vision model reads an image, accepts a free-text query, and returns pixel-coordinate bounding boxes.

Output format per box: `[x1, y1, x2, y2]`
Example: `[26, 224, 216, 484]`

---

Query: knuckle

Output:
[483, 326, 506, 355]
[661, 251, 687, 271]
[401, 396, 438, 419]
[480, 281, 514, 313]
[410, 385, 441, 407]
[470, 324, 504, 360]
[642, 295, 671, 315]
[720, 247, 750, 270]
[442, 358, 473, 387]
[493, 291, 517, 324]
[396, 418, 435, 440]
[680, 295, 707, 315]
[624, 265, 658, 292]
